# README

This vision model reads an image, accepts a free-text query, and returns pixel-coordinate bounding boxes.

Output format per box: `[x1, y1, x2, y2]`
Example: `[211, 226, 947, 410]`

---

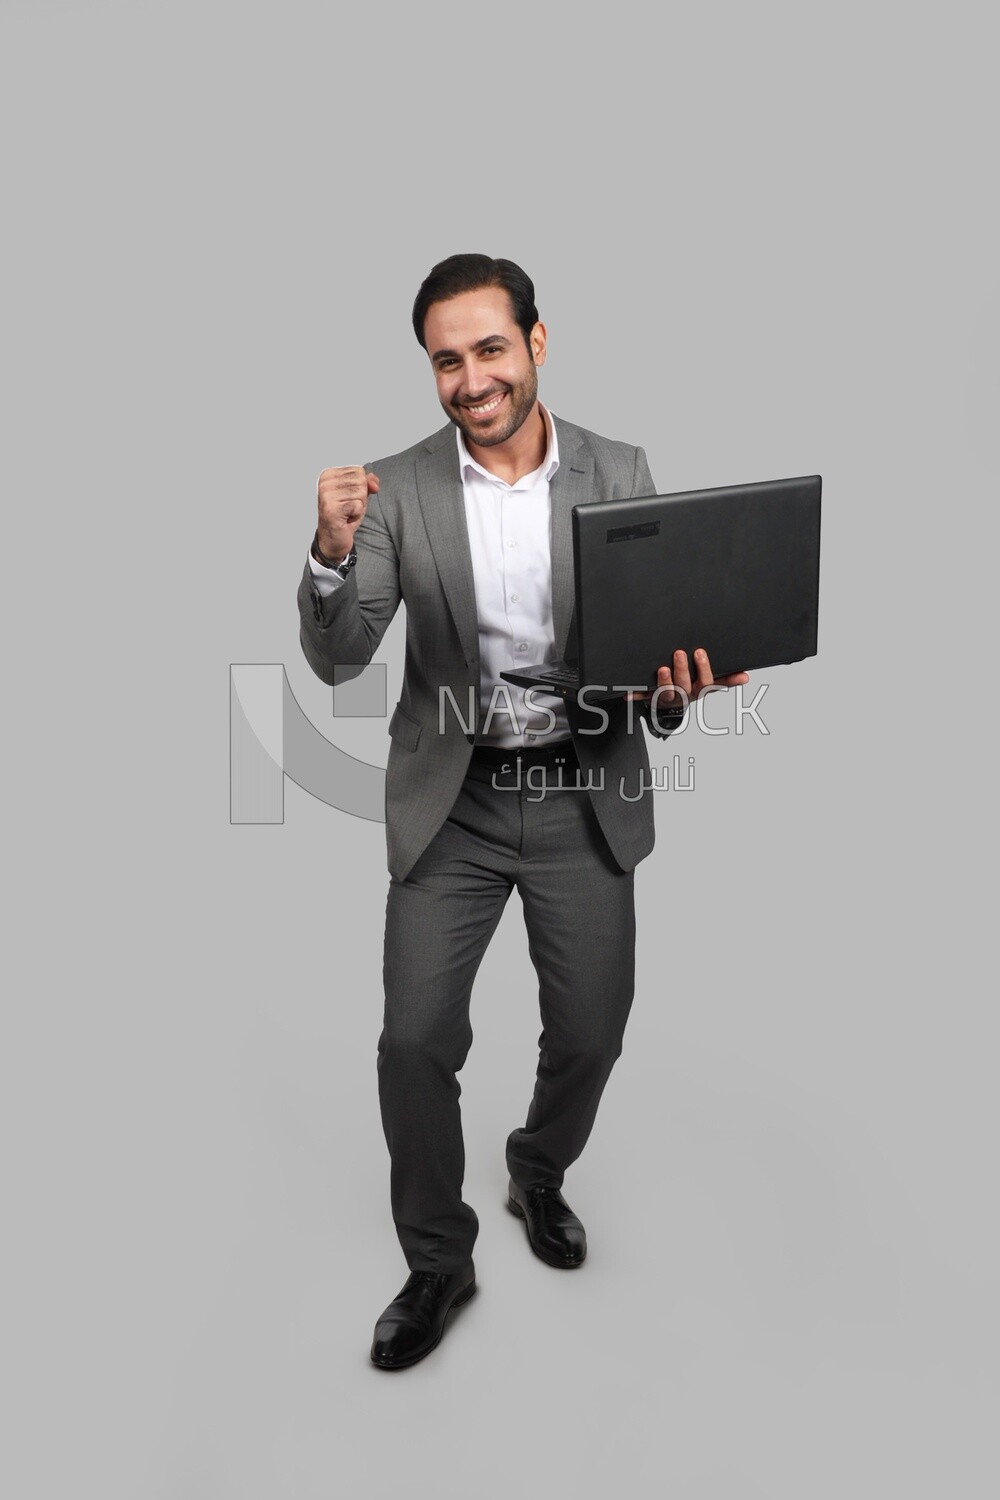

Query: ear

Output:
[530, 320, 547, 367]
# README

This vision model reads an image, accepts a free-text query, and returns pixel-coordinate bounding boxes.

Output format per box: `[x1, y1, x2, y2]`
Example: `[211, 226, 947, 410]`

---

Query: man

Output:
[297, 254, 747, 1370]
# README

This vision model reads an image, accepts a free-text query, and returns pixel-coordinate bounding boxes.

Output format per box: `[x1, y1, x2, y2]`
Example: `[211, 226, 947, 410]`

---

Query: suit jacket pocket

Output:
[387, 702, 422, 753]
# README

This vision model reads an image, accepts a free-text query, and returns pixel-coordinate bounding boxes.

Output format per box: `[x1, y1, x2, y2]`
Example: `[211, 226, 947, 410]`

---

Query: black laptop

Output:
[500, 475, 821, 698]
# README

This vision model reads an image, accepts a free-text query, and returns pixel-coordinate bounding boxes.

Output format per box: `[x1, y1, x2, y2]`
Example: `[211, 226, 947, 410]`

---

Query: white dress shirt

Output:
[309, 404, 570, 749]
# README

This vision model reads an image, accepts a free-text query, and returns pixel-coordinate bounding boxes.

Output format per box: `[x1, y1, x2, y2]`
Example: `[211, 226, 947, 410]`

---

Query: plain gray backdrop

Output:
[4, 2, 996, 1497]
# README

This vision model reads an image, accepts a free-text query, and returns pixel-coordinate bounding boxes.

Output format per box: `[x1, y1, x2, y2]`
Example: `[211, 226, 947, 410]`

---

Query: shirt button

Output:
[510, 593, 519, 603]
[517, 643, 528, 653]
[508, 541, 517, 549]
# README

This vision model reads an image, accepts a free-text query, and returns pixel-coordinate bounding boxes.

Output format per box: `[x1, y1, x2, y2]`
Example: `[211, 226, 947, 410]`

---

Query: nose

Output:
[458, 357, 492, 403]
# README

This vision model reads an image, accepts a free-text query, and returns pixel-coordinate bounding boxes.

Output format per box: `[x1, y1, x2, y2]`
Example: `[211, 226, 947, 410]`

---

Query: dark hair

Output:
[412, 254, 539, 350]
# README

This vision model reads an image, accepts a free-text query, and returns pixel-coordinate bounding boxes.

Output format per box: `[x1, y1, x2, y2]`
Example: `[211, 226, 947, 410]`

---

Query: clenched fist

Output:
[316, 466, 381, 565]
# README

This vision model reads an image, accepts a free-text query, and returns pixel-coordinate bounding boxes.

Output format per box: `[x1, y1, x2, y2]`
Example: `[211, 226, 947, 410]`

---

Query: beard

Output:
[445, 362, 539, 449]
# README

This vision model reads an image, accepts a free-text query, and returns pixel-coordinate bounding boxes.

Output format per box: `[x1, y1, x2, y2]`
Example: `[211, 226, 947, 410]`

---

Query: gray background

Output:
[4, 2, 997, 1496]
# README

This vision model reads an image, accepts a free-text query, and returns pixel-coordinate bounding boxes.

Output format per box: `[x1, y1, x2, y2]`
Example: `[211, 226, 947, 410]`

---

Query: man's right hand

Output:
[316, 466, 381, 565]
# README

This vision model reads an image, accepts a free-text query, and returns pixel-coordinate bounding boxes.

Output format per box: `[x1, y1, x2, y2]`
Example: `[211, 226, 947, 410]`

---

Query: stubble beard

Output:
[447, 363, 539, 450]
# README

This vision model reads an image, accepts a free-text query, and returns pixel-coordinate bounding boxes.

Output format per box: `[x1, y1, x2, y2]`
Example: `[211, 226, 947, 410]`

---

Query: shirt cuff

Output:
[308, 548, 349, 597]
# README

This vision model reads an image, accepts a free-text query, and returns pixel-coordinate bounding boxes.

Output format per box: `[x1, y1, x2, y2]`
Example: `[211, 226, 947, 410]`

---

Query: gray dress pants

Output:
[377, 748, 637, 1272]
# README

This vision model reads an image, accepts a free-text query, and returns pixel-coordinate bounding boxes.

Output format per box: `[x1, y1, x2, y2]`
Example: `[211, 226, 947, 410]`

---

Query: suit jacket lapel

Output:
[415, 426, 480, 664]
[415, 415, 597, 668]
[550, 418, 594, 660]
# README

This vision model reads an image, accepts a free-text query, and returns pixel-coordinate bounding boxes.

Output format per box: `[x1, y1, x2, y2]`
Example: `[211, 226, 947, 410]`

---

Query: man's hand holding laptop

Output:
[626, 649, 749, 712]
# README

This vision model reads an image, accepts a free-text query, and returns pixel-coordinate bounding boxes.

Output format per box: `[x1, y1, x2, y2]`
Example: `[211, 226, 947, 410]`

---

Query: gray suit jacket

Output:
[297, 415, 671, 881]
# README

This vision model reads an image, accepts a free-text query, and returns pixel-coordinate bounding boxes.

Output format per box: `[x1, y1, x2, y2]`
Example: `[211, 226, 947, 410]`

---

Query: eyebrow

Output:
[430, 334, 512, 362]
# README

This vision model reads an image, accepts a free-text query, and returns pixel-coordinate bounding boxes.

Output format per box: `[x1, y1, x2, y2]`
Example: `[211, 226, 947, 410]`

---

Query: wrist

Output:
[312, 530, 349, 569]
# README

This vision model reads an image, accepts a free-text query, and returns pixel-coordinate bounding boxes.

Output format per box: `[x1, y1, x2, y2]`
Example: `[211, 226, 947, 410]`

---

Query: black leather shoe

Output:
[507, 1178, 587, 1268]
[370, 1261, 476, 1369]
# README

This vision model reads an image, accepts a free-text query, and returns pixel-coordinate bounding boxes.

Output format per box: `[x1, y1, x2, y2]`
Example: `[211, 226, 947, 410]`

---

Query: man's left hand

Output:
[626, 649, 749, 710]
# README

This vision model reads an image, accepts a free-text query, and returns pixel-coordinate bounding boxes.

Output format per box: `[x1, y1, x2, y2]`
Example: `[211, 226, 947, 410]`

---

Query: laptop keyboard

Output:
[528, 661, 580, 689]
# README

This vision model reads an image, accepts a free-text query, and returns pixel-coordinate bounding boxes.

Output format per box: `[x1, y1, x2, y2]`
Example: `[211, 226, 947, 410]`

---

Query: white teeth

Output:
[467, 393, 504, 413]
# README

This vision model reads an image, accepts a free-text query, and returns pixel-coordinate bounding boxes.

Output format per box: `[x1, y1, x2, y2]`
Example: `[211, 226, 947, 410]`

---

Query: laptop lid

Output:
[572, 475, 821, 689]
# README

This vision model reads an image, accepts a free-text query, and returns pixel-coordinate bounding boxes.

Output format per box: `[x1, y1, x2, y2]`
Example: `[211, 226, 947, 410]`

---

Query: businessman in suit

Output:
[297, 255, 747, 1369]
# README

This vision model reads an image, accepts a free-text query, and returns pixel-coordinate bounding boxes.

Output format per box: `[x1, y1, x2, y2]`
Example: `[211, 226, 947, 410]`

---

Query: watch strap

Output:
[311, 531, 357, 573]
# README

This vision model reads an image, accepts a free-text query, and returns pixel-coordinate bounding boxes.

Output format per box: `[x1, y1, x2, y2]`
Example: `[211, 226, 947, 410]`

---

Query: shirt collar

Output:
[456, 402, 560, 487]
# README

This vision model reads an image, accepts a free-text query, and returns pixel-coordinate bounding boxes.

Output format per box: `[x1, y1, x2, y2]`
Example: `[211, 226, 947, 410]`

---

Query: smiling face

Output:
[422, 286, 547, 452]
